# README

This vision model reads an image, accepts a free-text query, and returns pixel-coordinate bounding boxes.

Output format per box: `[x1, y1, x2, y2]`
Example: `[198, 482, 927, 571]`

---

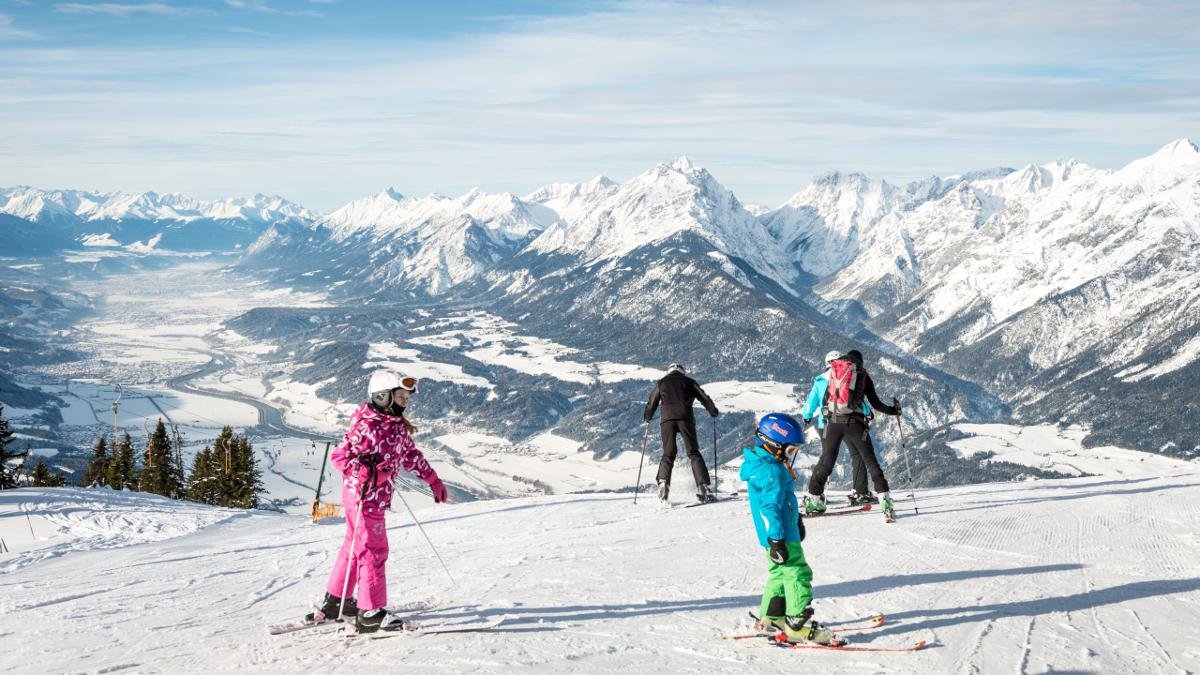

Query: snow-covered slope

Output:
[3, 459, 1198, 672]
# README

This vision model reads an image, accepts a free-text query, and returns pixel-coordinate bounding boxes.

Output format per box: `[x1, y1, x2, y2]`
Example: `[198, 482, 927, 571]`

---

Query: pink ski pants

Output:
[324, 486, 390, 611]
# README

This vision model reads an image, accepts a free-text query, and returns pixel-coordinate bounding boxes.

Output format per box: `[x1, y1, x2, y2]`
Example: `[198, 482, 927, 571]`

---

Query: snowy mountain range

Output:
[0, 186, 315, 252]
[232, 140, 1198, 461]
[4, 139, 1197, 466]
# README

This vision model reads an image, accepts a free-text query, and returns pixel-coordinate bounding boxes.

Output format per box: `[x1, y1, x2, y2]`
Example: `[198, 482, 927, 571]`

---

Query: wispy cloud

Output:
[55, 2, 195, 16]
[3, 0, 1199, 210]
[223, 0, 319, 17]
[0, 12, 38, 38]
[226, 25, 274, 37]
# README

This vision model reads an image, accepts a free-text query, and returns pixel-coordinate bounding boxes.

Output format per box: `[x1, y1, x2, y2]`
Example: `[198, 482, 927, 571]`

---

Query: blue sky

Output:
[2, 0, 1198, 211]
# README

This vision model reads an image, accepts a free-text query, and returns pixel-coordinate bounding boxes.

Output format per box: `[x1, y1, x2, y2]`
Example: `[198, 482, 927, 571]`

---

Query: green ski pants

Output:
[760, 542, 813, 618]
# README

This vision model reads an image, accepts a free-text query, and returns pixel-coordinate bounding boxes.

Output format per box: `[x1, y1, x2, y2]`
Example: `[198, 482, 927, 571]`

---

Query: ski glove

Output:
[798, 515, 806, 542]
[429, 477, 448, 504]
[891, 397, 902, 415]
[768, 539, 789, 564]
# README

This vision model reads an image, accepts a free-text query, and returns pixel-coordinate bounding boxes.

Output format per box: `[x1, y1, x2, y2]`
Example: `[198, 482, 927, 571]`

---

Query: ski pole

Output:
[712, 416, 718, 495]
[892, 406, 919, 515]
[633, 421, 650, 504]
[337, 497, 366, 621]
[395, 490, 457, 586]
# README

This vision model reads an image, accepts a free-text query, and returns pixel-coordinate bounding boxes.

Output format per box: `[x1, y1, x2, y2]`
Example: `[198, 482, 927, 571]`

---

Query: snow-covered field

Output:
[2, 468, 1199, 673]
[947, 423, 1192, 478]
[405, 312, 663, 385]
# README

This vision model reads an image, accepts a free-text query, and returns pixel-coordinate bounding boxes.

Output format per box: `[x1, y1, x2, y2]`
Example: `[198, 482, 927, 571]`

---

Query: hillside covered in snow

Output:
[3, 450, 1199, 672]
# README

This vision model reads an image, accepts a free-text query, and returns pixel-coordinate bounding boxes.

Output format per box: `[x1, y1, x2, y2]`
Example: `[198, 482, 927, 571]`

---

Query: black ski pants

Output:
[806, 418, 889, 497]
[656, 418, 710, 487]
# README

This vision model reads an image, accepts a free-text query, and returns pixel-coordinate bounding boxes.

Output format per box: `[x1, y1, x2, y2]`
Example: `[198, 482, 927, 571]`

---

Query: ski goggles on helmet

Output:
[758, 435, 800, 459]
[395, 376, 418, 392]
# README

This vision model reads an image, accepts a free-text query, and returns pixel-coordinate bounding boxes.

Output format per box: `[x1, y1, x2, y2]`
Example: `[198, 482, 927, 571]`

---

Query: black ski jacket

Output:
[644, 372, 719, 423]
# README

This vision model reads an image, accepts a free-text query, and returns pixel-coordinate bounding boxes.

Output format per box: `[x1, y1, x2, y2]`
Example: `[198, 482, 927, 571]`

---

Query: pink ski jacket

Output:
[331, 402, 438, 513]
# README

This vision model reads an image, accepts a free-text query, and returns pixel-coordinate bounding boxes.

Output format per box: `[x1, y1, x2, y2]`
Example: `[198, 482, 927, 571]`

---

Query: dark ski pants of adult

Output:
[807, 419, 890, 496]
[656, 419, 710, 487]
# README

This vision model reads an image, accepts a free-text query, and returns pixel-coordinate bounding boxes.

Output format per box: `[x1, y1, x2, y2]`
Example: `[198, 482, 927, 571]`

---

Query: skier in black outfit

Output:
[803, 350, 902, 517]
[644, 363, 720, 503]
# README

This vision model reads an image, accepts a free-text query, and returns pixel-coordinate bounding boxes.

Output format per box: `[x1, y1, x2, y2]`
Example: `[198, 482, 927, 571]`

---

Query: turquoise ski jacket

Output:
[740, 445, 801, 546]
[801, 373, 872, 429]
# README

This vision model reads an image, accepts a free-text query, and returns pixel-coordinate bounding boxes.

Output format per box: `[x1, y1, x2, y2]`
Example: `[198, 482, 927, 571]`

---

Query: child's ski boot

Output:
[356, 608, 405, 633]
[802, 493, 827, 515]
[881, 491, 896, 523]
[305, 592, 357, 624]
[781, 609, 840, 646]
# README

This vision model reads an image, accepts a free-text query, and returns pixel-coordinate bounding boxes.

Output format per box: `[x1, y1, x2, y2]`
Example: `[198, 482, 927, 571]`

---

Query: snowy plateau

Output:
[3, 464, 1199, 672]
[2, 140, 1200, 672]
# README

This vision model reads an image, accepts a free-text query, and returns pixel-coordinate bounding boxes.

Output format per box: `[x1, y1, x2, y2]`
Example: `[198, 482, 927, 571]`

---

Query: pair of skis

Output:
[269, 615, 504, 639]
[807, 501, 899, 523]
[729, 612, 926, 653]
[806, 503, 871, 517]
[267, 597, 503, 638]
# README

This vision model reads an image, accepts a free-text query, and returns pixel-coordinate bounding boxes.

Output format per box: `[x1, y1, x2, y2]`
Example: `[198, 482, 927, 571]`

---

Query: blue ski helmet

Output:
[756, 412, 804, 447]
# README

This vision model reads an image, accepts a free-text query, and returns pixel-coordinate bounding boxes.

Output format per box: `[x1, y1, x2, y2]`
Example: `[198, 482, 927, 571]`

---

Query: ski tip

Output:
[870, 615, 885, 625]
[862, 504, 872, 511]
[912, 640, 928, 650]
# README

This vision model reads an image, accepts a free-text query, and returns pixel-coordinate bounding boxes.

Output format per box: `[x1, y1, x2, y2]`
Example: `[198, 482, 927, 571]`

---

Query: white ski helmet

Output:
[824, 350, 842, 364]
[368, 369, 418, 408]
[667, 362, 686, 375]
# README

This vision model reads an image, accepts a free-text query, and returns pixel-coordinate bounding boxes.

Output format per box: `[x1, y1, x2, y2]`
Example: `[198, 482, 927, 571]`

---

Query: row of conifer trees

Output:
[81, 419, 265, 509]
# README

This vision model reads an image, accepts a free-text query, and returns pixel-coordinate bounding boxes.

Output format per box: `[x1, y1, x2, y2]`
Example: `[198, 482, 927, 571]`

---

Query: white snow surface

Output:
[3, 468, 1199, 672]
[947, 423, 1196, 477]
[406, 312, 662, 385]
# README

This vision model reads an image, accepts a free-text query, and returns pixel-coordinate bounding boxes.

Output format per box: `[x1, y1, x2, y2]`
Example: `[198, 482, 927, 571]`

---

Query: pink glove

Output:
[429, 478, 448, 504]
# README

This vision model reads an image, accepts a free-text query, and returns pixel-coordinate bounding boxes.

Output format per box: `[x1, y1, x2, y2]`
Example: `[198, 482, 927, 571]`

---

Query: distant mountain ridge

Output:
[0, 186, 315, 252]
[5, 139, 1197, 462]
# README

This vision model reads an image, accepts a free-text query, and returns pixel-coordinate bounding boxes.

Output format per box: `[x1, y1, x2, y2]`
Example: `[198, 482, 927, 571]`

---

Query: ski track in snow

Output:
[2, 472, 1200, 673]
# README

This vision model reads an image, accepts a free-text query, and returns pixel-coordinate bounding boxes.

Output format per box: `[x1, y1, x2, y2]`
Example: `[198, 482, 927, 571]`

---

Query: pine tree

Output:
[212, 426, 235, 506]
[228, 434, 265, 509]
[207, 427, 264, 508]
[138, 419, 173, 497]
[106, 432, 137, 490]
[168, 426, 187, 500]
[31, 459, 66, 487]
[186, 445, 219, 505]
[0, 404, 26, 490]
[81, 437, 111, 487]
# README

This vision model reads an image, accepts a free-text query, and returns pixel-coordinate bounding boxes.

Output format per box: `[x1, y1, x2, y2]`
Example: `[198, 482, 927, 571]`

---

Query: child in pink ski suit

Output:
[313, 370, 448, 632]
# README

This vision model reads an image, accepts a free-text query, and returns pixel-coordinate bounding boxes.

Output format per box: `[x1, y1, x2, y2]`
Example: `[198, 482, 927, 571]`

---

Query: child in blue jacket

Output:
[739, 412, 836, 645]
